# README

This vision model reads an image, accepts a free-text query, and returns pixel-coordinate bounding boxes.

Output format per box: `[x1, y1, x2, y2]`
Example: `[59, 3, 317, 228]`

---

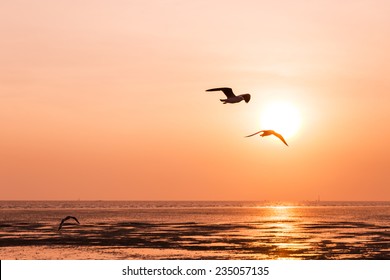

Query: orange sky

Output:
[1, 0, 390, 200]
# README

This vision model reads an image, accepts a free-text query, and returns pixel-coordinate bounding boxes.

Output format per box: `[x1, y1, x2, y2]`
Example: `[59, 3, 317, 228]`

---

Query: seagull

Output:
[206, 87, 251, 104]
[246, 130, 289, 146]
[58, 216, 80, 231]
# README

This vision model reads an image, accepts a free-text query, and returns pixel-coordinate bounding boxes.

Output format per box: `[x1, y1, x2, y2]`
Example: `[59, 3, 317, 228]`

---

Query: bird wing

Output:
[58, 220, 65, 230]
[206, 87, 235, 98]
[245, 130, 262, 137]
[272, 131, 289, 146]
[70, 216, 80, 224]
[58, 216, 80, 230]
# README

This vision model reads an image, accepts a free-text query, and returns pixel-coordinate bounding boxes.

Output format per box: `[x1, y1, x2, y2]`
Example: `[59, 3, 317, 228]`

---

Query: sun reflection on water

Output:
[264, 205, 310, 259]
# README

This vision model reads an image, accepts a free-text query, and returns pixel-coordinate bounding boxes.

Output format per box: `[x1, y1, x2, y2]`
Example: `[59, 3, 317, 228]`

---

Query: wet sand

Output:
[1, 220, 389, 259]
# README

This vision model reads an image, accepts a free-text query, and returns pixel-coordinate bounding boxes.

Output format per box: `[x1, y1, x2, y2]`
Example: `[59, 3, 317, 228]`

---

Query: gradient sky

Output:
[1, 0, 390, 200]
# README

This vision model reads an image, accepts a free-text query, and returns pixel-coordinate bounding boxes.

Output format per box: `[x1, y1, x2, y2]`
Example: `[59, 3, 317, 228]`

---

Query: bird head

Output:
[241, 94, 251, 103]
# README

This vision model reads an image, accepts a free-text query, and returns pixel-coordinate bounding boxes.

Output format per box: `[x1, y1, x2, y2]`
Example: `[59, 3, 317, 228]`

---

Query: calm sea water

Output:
[0, 201, 389, 259]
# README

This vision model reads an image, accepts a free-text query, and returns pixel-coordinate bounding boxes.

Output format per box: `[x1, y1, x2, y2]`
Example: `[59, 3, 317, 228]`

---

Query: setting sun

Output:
[260, 101, 301, 139]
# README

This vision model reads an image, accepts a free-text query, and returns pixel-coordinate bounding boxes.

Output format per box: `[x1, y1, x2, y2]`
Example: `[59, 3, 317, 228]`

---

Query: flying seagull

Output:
[206, 87, 251, 104]
[58, 216, 80, 231]
[246, 130, 289, 146]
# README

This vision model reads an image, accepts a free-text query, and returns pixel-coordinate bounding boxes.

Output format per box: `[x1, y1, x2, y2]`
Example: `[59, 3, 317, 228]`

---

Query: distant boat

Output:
[206, 87, 251, 104]
[58, 216, 80, 231]
[246, 130, 288, 146]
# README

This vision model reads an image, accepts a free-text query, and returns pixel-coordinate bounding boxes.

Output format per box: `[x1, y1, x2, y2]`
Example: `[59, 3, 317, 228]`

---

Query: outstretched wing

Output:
[70, 216, 80, 224]
[58, 219, 65, 231]
[206, 87, 235, 98]
[245, 130, 262, 137]
[58, 216, 80, 230]
[272, 131, 289, 146]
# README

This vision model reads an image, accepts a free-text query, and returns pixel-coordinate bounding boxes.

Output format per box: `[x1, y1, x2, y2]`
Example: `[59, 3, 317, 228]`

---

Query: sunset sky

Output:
[1, 0, 389, 201]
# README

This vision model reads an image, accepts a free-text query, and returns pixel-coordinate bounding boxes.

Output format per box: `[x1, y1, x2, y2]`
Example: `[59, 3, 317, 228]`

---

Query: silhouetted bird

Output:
[246, 130, 288, 146]
[206, 87, 251, 104]
[58, 216, 80, 231]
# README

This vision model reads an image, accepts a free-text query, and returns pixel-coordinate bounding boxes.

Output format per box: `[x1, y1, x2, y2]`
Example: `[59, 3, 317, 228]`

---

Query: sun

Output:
[260, 101, 301, 139]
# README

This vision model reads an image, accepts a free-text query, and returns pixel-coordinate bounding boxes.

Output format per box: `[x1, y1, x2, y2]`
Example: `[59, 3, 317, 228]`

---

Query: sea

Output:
[0, 200, 389, 260]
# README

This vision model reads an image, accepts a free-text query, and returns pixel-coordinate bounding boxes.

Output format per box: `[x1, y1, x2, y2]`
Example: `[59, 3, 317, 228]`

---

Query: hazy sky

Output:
[1, 0, 389, 200]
